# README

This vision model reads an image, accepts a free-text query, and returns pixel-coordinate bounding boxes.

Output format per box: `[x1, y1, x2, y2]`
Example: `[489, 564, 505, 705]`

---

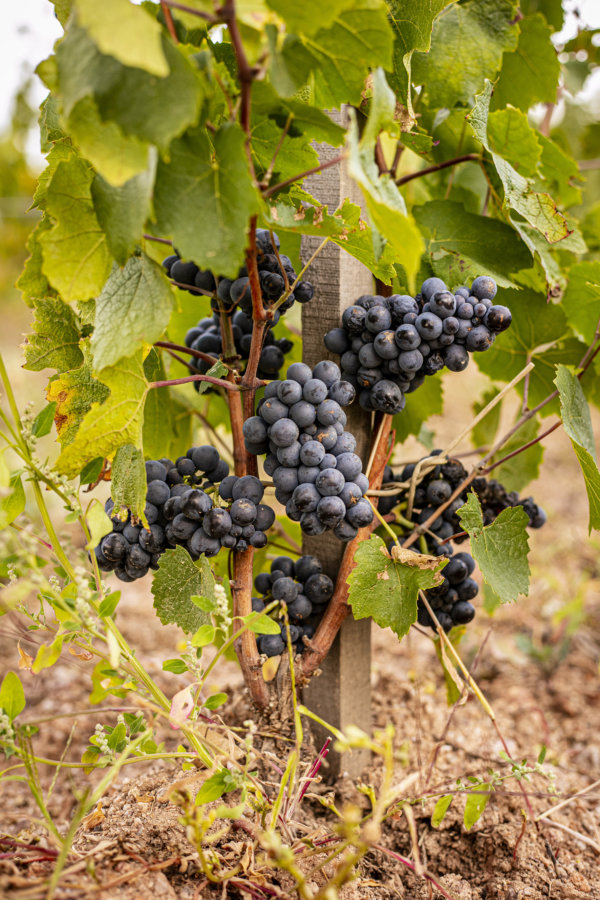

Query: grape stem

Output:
[160, 0, 219, 22]
[297, 414, 393, 683]
[395, 153, 480, 187]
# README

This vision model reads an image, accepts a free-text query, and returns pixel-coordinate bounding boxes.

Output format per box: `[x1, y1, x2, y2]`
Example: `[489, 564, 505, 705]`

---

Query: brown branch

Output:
[160, 0, 179, 41]
[143, 233, 173, 246]
[483, 420, 562, 476]
[160, 0, 218, 23]
[395, 153, 480, 187]
[262, 154, 347, 199]
[154, 340, 235, 371]
[170, 278, 215, 297]
[148, 373, 244, 391]
[297, 415, 394, 683]
[232, 548, 270, 709]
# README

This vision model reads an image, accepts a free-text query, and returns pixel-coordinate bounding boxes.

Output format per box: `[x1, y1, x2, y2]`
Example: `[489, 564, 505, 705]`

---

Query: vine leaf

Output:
[152, 547, 215, 635]
[555, 365, 600, 533]
[412, 0, 519, 108]
[347, 69, 424, 291]
[110, 444, 147, 522]
[39, 157, 112, 303]
[154, 123, 261, 277]
[91, 254, 173, 371]
[414, 199, 531, 288]
[92, 162, 155, 264]
[55, 351, 148, 477]
[348, 535, 445, 639]
[23, 298, 84, 373]
[265, 0, 358, 39]
[490, 416, 543, 493]
[46, 348, 110, 447]
[561, 261, 600, 345]
[458, 492, 530, 603]
[492, 13, 561, 112]
[75, 0, 169, 77]
[468, 80, 569, 244]
[66, 96, 150, 187]
[387, 0, 456, 104]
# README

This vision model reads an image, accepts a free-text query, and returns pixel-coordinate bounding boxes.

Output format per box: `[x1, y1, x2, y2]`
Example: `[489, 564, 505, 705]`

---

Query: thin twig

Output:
[262, 154, 347, 199]
[148, 374, 244, 391]
[535, 778, 600, 822]
[538, 817, 600, 853]
[395, 154, 480, 187]
[160, 0, 179, 41]
[160, 0, 219, 23]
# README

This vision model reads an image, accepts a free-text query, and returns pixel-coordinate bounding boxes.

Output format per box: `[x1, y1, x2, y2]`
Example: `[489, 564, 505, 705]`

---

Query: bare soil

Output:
[1, 393, 599, 899]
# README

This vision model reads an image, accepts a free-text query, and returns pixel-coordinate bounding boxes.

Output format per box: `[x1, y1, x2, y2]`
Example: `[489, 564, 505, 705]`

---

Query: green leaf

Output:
[55, 351, 148, 477]
[266, 0, 357, 37]
[561, 261, 600, 345]
[191, 594, 217, 613]
[463, 785, 491, 830]
[46, 351, 110, 447]
[491, 416, 543, 493]
[458, 492, 530, 603]
[471, 389, 502, 449]
[91, 163, 155, 263]
[152, 547, 215, 634]
[32, 402, 57, 438]
[39, 157, 112, 303]
[393, 373, 443, 443]
[414, 200, 531, 289]
[0, 672, 26, 721]
[56, 27, 203, 151]
[204, 692, 227, 710]
[347, 535, 445, 639]
[252, 84, 346, 147]
[387, 0, 457, 101]
[474, 288, 579, 416]
[492, 14, 560, 112]
[487, 108, 542, 178]
[468, 82, 569, 244]
[305, 0, 394, 108]
[244, 613, 281, 635]
[412, 0, 519, 108]
[191, 624, 216, 647]
[23, 299, 84, 373]
[91, 255, 173, 370]
[110, 443, 147, 522]
[74, 0, 169, 76]
[154, 123, 261, 277]
[17, 217, 54, 305]
[266, 191, 397, 283]
[85, 499, 113, 550]
[162, 658, 188, 674]
[142, 350, 193, 461]
[432, 794, 453, 828]
[98, 591, 120, 617]
[195, 768, 235, 805]
[555, 365, 600, 533]
[347, 74, 424, 291]
[80, 458, 105, 485]
[251, 117, 319, 186]
[536, 134, 582, 209]
[67, 96, 150, 186]
[32, 634, 65, 673]
[0, 473, 26, 530]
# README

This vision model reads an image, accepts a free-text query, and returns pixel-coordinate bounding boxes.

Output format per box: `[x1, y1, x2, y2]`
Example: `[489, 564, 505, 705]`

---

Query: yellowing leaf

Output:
[75, 0, 169, 77]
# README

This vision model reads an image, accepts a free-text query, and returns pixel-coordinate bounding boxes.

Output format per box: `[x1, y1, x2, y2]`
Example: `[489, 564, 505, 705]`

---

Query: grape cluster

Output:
[163, 228, 314, 317]
[94, 446, 276, 582]
[243, 361, 374, 540]
[184, 310, 293, 389]
[324, 275, 511, 415]
[378, 451, 546, 632]
[252, 555, 334, 657]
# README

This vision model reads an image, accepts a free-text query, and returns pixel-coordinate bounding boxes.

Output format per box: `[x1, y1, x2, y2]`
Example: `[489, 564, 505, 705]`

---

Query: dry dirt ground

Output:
[0, 385, 599, 899]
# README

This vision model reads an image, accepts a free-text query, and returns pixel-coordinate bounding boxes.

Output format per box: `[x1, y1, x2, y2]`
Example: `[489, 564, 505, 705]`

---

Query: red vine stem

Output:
[395, 153, 480, 187]
[154, 340, 236, 371]
[232, 548, 269, 709]
[297, 414, 393, 682]
[262, 153, 347, 199]
[148, 373, 242, 391]
[160, 0, 179, 41]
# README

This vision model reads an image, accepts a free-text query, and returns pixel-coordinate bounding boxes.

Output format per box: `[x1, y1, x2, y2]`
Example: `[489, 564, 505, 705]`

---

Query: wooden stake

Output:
[300, 108, 374, 780]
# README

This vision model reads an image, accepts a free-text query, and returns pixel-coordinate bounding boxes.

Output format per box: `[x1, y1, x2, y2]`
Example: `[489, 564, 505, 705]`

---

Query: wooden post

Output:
[300, 109, 373, 780]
